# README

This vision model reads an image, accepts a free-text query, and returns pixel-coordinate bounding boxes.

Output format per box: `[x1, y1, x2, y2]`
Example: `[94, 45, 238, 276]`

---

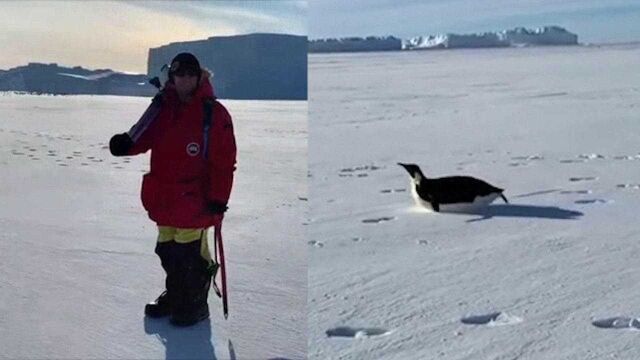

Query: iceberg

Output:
[308, 36, 402, 53]
[403, 26, 578, 50]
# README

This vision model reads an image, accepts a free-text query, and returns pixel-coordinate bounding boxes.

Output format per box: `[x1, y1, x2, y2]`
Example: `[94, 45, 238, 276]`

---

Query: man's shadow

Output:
[144, 317, 216, 360]
[445, 204, 584, 222]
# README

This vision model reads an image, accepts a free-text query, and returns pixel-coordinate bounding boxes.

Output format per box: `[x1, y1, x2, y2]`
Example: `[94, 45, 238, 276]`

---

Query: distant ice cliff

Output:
[403, 26, 578, 49]
[308, 36, 402, 53]
[309, 26, 578, 53]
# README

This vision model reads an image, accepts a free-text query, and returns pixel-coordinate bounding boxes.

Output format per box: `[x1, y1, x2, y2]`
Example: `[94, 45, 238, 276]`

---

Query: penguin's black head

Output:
[397, 163, 424, 179]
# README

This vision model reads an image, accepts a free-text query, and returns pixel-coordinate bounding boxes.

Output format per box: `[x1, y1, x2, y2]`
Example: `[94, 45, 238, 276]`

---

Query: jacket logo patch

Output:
[186, 142, 200, 156]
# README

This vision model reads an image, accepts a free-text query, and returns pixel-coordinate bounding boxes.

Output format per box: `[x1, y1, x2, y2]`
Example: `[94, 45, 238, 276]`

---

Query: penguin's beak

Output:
[397, 162, 411, 175]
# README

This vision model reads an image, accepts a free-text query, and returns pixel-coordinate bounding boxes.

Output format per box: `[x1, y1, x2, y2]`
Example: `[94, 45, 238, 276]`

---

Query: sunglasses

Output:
[171, 68, 199, 78]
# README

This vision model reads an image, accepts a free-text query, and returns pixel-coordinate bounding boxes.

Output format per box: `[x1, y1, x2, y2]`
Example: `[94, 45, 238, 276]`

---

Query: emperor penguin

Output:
[398, 163, 508, 212]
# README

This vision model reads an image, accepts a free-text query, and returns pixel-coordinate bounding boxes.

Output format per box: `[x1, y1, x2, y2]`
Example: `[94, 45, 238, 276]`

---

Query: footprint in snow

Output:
[307, 240, 324, 248]
[613, 155, 640, 161]
[511, 155, 544, 161]
[592, 317, 640, 330]
[560, 190, 592, 195]
[362, 216, 396, 224]
[326, 326, 391, 339]
[528, 92, 568, 99]
[513, 189, 560, 198]
[617, 184, 640, 190]
[578, 153, 605, 160]
[569, 177, 598, 182]
[461, 312, 523, 326]
[575, 199, 611, 205]
[380, 188, 406, 194]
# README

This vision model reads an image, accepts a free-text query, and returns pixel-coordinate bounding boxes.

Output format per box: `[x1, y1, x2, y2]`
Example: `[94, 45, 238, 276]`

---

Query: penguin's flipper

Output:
[500, 193, 509, 204]
[432, 201, 440, 212]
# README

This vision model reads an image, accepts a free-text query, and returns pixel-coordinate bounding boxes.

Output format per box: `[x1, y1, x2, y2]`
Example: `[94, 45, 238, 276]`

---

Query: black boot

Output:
[145, 241, 177, 318]
[170, 240, 212, 327]
[145, 290, 171, 317]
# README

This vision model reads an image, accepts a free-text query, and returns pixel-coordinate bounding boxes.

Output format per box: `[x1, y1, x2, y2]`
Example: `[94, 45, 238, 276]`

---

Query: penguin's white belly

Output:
[411, 184, 436, 211]
[441, 193, 500, 212]
[411, 185, 500, 212]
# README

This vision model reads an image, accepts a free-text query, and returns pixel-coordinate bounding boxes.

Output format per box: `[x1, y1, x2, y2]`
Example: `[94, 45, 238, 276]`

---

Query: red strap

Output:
[215, 224, 228, 319]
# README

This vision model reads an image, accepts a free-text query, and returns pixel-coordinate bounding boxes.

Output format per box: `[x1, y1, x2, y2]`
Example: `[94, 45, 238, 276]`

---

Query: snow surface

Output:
[309, 44, 640, 359]
[0, 94, 307, 359]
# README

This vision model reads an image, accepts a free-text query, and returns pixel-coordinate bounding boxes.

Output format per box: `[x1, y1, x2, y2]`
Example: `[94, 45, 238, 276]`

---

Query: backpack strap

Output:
[202, 97, 215, 159]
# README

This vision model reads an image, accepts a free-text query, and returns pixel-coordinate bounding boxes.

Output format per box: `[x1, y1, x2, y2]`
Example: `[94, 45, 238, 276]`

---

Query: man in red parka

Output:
[109, 53, 236, 326]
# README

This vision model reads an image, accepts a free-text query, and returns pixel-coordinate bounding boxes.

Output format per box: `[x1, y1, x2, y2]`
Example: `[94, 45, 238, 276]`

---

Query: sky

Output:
[310, 0, 640, 44]
[0, 1, 306, 74]
[2, 1, 639, 74]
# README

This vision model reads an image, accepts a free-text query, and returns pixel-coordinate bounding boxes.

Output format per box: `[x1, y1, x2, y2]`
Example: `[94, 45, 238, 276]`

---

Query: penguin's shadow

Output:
[144, 317, 217, 359]
[451, 204, 583, 222]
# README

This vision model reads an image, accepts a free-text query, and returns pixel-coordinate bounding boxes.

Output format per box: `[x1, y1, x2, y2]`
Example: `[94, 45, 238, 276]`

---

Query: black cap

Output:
[169, 52, 201, 75]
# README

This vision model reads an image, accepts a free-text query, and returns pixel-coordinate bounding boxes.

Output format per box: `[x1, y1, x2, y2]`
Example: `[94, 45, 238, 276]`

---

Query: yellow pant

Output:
[157, 226, 212, 263]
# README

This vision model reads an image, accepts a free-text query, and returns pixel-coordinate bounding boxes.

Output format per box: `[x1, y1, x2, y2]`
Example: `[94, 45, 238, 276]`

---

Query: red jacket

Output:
[128, 77, 236, 228]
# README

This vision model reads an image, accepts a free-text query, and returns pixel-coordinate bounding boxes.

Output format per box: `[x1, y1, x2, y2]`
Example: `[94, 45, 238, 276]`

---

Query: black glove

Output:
[109, 133, 133, 156]
[206, 201, 228, 214]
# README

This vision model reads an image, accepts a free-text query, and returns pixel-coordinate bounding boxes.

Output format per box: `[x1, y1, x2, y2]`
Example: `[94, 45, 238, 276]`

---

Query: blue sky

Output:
[310, 0, 640, 43]
[0, 1, 306, 73]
